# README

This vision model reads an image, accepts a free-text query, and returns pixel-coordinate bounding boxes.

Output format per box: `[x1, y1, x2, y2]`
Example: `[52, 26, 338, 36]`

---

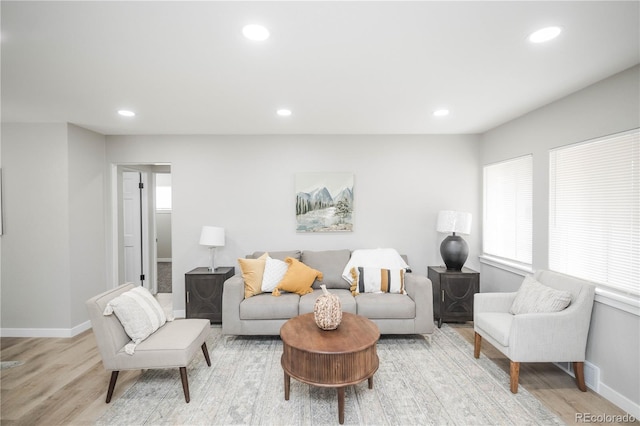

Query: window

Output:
[549, 129, 639, 296]
[483, 155, 533, 266]
[155, 174, 172, 211]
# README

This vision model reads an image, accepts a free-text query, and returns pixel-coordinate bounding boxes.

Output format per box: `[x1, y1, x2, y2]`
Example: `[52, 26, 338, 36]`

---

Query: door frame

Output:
[121, 170, 149, 289]
[110, 163, 170, 293]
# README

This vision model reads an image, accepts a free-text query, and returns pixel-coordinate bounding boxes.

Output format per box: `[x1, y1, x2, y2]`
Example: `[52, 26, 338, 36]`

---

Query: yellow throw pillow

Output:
[272, 257, 322, 296]
[238, 252, 269, 298]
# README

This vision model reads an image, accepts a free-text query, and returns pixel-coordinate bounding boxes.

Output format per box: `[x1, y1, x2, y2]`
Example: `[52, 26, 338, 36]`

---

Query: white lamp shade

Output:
[436, 211, 472, 235]
[199, 226, 225, 247]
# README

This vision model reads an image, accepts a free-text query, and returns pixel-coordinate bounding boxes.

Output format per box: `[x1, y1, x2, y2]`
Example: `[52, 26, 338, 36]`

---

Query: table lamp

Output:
[436, 211, 472, 270]
[199, 226, 225, 271]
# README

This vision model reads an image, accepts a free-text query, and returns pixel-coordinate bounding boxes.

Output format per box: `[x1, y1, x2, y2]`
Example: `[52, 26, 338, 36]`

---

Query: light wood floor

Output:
[451, 324, 638, 426]
[1, 323, 637, 425]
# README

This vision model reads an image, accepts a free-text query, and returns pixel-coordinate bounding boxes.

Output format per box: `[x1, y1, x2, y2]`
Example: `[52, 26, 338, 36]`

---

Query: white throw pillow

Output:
[510, 276, 572, 315]
[104, 286, 169, 354]
[261, 257, 289, 292]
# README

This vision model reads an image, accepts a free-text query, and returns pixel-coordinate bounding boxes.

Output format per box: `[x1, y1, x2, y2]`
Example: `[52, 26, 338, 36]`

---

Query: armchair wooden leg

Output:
[201, 342, 211, 367]
[106, 371, 119, 403]
[474, 332, 482, 358]
[179, 367, 190, 403]
[510, 361, 520, 393]
[573, 362, 587, 392]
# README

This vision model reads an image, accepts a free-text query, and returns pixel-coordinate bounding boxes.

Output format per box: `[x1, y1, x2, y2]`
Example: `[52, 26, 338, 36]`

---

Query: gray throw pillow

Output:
[510, 275, 572, 315]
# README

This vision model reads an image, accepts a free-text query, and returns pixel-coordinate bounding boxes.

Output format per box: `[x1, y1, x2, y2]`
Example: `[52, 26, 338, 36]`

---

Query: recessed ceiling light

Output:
[433, 109, 450, 117]
[528, 26, 562, 43]
[243, 24, 270, 41]
[277, 109, 292, 117]
[118, 110, 135, 117]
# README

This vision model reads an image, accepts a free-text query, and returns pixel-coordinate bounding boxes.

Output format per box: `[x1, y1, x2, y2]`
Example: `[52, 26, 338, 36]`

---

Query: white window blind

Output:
[483, 155, 533, 265]
[549, 129, 639, 296]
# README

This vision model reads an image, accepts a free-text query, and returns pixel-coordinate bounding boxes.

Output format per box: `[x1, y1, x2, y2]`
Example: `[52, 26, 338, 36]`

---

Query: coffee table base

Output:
[283, 371, 375, 424]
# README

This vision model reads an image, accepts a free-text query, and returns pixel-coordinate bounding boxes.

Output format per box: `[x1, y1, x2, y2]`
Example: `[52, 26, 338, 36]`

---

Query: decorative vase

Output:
[314, 285, 342, 330]
[440, 234, 469, 270]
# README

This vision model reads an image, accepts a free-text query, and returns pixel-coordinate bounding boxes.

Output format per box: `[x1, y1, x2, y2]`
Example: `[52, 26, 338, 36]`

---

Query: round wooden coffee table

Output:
[280, 312, 380, 424]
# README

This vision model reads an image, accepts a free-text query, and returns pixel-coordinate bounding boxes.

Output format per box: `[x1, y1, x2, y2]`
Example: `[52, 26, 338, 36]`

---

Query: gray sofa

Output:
[222, 249, 435, 336]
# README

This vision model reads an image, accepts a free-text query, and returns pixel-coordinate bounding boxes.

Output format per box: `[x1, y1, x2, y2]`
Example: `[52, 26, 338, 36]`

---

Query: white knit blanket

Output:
[341, 248, 409, 284]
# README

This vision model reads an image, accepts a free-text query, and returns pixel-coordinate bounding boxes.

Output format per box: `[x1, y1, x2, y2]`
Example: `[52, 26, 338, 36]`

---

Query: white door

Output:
[123, 171, 145, 286]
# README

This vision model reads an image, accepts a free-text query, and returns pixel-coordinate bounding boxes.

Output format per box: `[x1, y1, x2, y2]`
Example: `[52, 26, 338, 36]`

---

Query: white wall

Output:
[0, 123, 107, 336]
[68, 124, 108, 327]
[1, 124, 71, 331]
[105, 134, 482, 312]
[480, 65, 640, 416]
[156, 211, 172, 260]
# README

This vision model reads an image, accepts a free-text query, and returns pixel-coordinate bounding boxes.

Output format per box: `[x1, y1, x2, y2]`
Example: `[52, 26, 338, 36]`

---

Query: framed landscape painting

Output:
[295, 172, 354, 232]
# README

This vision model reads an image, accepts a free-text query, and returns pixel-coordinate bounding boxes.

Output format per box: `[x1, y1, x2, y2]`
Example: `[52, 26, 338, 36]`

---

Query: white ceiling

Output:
[2, 1, 639, 135]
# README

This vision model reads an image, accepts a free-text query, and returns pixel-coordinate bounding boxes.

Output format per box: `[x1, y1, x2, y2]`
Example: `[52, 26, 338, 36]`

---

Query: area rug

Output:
[97, 325, 564, 425]
[157, 262, 172, 293]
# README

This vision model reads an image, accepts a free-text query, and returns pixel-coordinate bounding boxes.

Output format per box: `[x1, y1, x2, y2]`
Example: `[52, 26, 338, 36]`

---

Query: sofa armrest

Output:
[222, 274, 245, 335]
[405, 273, 435, 334]
[509, 304, 591, 362]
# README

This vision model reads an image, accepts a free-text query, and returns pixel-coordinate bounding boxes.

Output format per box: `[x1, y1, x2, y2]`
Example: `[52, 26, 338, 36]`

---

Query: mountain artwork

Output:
[295, 172, 354, 232]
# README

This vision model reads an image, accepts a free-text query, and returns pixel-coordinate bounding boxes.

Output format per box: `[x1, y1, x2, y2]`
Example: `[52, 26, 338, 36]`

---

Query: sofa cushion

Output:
[238, 252, 268, 298]
[273, 258, 321, 296]
[114, 318, 210, 370]
[261, 256, 289, 292]
[509, 275, 572, 315]
[299, 289, 357, 315]
[355, 293, 415, 319]
[301, 249, 352, 289]
[250, 250, 301, 261]
[240, 293, 299, 320]
[475, 312, 513, 347]
[103, 286, 168, 354]
[350, 267, 406, 295]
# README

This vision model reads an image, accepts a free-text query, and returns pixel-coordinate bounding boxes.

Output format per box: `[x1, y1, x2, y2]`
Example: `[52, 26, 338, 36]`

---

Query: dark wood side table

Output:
[185, 266, 235, 324]
[428, 266, 479, 328]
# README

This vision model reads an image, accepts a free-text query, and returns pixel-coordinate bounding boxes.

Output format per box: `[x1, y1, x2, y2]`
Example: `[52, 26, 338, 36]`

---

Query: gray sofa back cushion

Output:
[301, 249, 351, 289]
[249, 250, 302, 261]
[246, 250, 408, 291]
[534, 269, 596, 305]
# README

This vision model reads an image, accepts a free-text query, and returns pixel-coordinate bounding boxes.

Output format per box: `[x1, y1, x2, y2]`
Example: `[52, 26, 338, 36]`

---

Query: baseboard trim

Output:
[598, 383, 640, 419]
[1, 320, 92, 338]
[555, 361, 639, 418]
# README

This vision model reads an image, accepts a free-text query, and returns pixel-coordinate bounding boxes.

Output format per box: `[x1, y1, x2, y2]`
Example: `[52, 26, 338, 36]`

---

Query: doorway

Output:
[155, 172, 172, 293]
[115, 164, 172, 294]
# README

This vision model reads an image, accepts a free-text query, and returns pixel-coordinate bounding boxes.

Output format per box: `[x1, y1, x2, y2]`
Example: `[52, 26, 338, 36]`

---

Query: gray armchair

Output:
[86, 283, 212, 403]
[473, 270, 596, 393]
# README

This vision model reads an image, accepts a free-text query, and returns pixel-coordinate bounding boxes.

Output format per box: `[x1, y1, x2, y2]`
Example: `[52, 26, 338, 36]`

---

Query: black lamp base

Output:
[440, 234, 469, 271]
